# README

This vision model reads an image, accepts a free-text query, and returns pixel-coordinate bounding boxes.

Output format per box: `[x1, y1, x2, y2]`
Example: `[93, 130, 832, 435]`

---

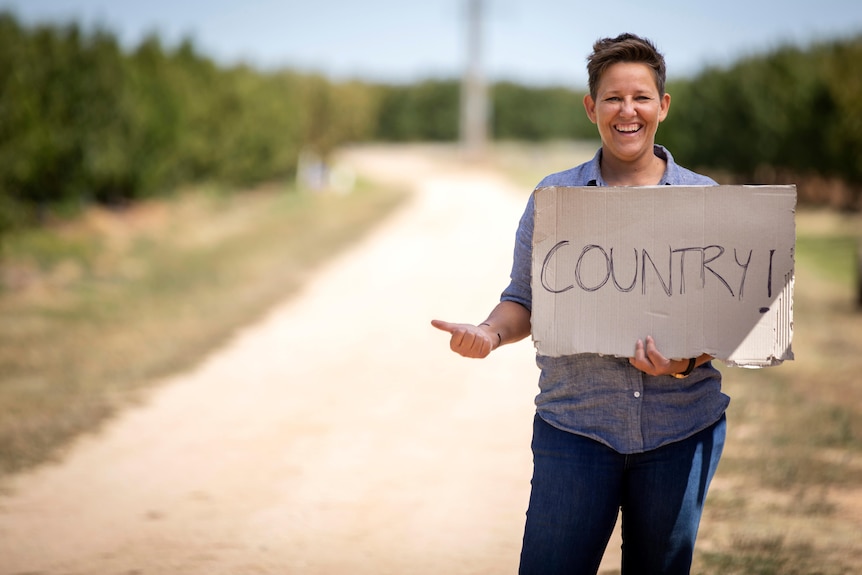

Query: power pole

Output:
[460, 0, 488, 158]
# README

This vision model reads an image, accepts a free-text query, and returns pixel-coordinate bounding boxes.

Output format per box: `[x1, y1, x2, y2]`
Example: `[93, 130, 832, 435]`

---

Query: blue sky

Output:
[4, 0, 862, 88]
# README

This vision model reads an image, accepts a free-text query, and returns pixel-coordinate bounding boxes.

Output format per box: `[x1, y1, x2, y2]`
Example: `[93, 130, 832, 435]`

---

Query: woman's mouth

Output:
[615, 123, 642, 134]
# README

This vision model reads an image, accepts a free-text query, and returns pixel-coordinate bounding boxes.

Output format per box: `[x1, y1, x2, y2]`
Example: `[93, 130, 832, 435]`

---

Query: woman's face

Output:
[583, 62, 671, 165]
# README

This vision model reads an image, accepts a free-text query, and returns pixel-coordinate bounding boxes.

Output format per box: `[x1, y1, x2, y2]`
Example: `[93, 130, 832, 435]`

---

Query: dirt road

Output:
[0, 145, 618, 574]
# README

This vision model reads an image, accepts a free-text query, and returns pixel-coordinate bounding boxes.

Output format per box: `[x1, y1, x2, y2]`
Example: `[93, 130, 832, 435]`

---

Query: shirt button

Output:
[634, 391, 641, 398]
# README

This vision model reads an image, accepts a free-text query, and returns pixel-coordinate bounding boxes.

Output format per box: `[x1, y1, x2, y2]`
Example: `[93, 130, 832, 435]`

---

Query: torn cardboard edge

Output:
[530, 185, 796, 368]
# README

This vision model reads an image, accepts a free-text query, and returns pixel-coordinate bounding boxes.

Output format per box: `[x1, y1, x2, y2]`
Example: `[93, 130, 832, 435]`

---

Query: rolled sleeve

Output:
[500, 193, 535, 311]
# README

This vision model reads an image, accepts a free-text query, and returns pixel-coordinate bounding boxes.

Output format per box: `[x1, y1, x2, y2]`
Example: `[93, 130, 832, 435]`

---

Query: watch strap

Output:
[672, 357, 697, 379]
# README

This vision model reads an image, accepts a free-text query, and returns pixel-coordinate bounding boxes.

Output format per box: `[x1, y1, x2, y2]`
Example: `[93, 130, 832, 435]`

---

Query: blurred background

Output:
[1, 0, 862, 223]
[1, 2, 861, 572]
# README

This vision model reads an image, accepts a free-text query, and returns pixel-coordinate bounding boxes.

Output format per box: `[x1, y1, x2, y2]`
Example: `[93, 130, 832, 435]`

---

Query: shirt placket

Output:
[627, 367, 646, 452]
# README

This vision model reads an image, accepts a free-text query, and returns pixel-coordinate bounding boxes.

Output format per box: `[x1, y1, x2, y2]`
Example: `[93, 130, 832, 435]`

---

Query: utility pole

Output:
[460, 0, 488, 158]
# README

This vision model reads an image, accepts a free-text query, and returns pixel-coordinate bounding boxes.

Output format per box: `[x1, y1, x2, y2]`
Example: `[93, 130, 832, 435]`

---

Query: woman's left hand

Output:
[629, 335, 690, 376]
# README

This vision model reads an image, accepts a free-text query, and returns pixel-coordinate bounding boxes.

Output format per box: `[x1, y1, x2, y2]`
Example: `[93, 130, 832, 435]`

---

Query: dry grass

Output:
[0, 178, 407, 476]
[692, 207, 862, 574]
[2, 143, 861, 573]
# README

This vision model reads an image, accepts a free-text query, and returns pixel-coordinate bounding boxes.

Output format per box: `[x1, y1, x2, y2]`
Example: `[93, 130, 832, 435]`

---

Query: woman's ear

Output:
[583, 93, 597, 124]
[658, 92, 671, 122]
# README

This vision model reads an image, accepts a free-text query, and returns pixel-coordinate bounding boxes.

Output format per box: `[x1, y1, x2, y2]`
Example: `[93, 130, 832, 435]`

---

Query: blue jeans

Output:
[518, 413, 726, 575]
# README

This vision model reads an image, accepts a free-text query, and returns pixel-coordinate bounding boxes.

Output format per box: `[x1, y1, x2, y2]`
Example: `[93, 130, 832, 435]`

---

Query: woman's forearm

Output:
[480, 300, 532, 347]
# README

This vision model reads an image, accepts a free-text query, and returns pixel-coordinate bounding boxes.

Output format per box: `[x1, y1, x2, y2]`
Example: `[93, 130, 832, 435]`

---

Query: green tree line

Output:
[662, 37, 862, 207]
[371, 80, 596, 142]
[0, 13, 378, 233]
[1, 11, 860, 235]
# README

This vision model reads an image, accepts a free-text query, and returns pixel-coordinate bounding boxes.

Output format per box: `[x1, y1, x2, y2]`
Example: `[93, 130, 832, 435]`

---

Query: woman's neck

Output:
[600, 150, 666, 186]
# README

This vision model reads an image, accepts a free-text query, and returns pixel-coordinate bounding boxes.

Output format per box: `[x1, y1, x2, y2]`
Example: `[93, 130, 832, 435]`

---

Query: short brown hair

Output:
[586, 33, 667, 100]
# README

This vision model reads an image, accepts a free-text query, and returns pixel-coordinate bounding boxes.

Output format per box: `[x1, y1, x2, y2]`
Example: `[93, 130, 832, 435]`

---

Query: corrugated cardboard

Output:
[531, 185, 796, 367]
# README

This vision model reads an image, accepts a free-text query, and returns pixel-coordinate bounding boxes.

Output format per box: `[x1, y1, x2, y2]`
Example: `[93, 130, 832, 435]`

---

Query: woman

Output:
[432, 33, 729, 575]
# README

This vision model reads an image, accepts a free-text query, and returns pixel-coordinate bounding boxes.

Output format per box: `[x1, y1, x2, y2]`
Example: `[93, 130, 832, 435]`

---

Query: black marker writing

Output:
[541, 241, 573, 294]
[610, 247, 637, 292]
[734, 249, 753, 300]
[703, 245, 734, 297]
[641, 247, 672, 296]
[540, 241, 777, 301]
[767, 249, 775, 298]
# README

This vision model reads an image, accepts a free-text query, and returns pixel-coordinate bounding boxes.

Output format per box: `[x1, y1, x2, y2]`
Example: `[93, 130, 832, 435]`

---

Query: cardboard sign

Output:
[531, 185, 796, 367]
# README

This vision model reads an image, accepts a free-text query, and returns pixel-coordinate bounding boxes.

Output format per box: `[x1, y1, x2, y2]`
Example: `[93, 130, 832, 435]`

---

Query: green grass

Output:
[0, 179, 407, 476]
[796, 235, 859, 285]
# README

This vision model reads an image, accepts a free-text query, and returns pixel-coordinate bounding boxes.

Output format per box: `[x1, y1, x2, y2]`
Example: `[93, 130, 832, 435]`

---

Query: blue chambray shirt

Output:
[502, 145, 730, 454]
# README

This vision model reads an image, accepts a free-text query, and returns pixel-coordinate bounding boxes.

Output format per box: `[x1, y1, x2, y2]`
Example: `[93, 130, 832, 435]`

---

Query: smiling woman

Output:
[432, 33, 729, 575]
[582, 53, 671, 185]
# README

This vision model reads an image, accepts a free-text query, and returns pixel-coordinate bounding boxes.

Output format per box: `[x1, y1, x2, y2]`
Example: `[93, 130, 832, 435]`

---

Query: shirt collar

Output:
[586, 145, 676, 186]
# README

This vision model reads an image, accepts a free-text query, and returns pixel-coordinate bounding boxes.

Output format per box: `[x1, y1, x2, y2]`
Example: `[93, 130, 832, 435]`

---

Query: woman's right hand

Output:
[430, 320, 498, 359]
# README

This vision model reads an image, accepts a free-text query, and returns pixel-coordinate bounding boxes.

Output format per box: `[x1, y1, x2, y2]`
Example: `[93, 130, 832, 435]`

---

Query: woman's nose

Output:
[619, 98, 636, 117]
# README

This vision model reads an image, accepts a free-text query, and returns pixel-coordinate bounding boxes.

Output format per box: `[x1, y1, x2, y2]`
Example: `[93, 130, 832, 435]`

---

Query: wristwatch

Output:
[671, 357, 697, 379]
